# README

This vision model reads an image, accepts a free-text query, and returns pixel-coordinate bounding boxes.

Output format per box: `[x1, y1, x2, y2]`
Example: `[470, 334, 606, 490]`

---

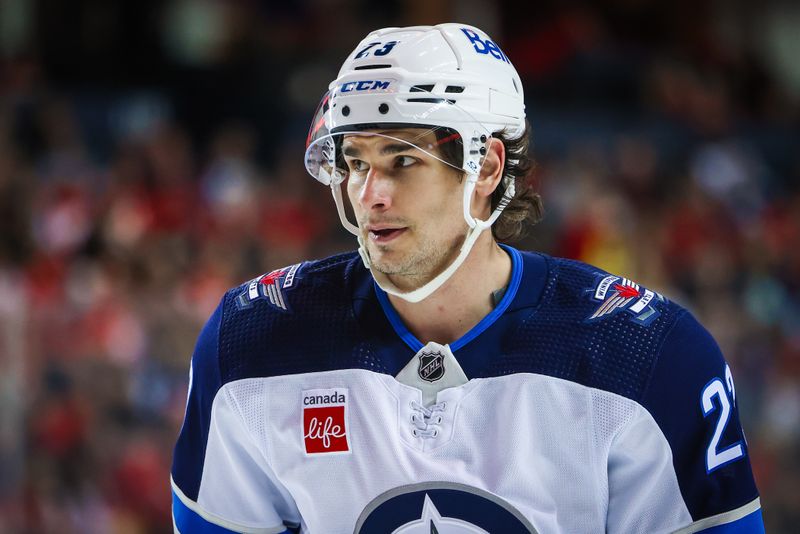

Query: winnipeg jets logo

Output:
[587, 275, 665, 326]
[418, 351, 445, 382]
[354, 482, 537, 533]
[235, 263, 301, 311]
[395, 495, 488, 533]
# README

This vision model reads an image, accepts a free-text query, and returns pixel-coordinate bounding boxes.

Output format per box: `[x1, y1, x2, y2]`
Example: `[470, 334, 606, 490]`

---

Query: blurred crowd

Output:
[0, 1, 798, 532]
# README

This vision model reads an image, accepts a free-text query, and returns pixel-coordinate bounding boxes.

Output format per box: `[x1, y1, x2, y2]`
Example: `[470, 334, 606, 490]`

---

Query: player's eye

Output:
[394, 155, 417, 168]
[346, 159, 369, 173]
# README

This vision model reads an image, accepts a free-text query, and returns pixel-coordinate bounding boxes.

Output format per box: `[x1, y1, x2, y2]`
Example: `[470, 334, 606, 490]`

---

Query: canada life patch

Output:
[587, 275, 665, 326]
[235, 263, 301, 311]
[302, 388, 351, 455]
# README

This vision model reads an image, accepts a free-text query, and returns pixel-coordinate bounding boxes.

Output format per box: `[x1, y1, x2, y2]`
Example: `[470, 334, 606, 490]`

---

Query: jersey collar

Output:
[373, 244, 524, 353]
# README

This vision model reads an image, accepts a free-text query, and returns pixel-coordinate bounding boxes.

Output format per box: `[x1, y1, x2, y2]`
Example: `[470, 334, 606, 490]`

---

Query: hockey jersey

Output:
[171, 247, 763, 533]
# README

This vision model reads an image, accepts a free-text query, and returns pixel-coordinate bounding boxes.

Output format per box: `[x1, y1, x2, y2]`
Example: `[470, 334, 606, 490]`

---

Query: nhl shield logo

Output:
[418, 351, 445, 382]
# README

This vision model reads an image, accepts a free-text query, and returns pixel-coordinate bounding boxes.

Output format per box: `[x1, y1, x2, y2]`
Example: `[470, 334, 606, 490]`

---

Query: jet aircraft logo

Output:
[235, 263, 301, 311]
[587, 275, 664, 326]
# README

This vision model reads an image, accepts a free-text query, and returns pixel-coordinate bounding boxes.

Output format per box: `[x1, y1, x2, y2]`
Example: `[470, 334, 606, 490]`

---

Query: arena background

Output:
[0, 0, 798, 532]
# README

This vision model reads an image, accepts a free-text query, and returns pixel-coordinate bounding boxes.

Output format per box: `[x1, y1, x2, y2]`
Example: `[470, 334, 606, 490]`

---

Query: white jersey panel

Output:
[201, 368, 694, 533]
[196, 384, 302, 530]
[606, 401, 692, 532]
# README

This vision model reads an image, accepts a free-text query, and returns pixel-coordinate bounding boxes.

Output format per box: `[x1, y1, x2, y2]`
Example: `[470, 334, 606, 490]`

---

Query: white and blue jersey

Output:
[171, 247, 763, 533]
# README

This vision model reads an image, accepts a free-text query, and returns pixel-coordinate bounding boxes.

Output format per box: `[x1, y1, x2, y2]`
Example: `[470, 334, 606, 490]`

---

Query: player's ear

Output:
[474, 137, 505, 199]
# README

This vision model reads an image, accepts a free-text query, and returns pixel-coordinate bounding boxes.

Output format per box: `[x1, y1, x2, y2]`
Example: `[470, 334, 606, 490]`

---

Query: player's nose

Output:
[358, 167, 393, 211]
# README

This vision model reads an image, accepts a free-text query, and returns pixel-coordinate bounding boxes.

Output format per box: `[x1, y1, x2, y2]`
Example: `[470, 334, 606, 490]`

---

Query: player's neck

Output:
[386, 233, 512, 346]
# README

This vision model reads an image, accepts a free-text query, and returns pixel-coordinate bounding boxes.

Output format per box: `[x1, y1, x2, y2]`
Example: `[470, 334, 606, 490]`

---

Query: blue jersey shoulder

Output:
[171, 298, 225, 501]
[230, 252, 357, 313]
[523, 256, 759, 519]
[490, 255, 685, 400]
[217, 251, 389, 384]
[640, 309, 759, 520]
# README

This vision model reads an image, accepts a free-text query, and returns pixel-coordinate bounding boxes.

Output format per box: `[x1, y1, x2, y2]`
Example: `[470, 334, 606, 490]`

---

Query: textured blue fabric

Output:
[171, 299, 225, 501]
[218, 252, 392, 383]
[642, 311, 759, 520]
[216, 250, 551, 382]
[484, 256, 679, 399]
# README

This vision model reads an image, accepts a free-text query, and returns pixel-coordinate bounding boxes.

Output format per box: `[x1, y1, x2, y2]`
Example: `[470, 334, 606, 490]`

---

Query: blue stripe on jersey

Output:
[451, 245, 523, 351]
[373, 285, 422, 352]
[172, 489, 292, 534]
[373, 244, 523, 353]
[172, 489, 237, 533]
[696, 508, 764, 533]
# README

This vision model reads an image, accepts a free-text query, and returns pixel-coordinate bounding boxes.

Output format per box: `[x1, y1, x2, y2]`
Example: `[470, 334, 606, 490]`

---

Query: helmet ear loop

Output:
[462, 135, 511, 231]
[461, 132, 489, 229]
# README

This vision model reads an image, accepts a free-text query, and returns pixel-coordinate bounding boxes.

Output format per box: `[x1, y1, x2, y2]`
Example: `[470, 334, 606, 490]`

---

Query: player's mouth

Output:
[367, 226, 407, 244]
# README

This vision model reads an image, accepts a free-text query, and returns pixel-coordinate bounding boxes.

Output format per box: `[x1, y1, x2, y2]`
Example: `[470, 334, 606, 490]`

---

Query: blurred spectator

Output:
[0, 1, 798, 532]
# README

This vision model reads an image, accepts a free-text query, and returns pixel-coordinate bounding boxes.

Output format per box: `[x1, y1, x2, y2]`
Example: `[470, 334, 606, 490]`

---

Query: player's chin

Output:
[367, 246, 407, 273]
[367, 245, 396, 266]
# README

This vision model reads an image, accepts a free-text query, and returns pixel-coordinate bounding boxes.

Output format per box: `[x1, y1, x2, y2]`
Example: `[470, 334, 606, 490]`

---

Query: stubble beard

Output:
[368, 228, 465, 288]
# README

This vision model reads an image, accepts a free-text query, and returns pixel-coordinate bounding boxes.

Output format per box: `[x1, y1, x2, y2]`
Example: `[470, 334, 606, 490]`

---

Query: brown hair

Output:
[490, 121, 543, 242]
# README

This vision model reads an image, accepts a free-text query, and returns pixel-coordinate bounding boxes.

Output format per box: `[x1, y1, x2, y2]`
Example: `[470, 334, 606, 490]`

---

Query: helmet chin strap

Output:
[332, 172, 515, 304]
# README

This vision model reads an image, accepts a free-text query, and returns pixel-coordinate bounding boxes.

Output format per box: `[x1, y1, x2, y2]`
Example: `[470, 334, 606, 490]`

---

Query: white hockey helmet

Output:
[304, 23, 526, 302]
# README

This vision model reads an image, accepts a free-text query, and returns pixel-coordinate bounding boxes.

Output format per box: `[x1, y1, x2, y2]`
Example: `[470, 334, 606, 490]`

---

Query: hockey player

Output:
[171, 24, 764, 533]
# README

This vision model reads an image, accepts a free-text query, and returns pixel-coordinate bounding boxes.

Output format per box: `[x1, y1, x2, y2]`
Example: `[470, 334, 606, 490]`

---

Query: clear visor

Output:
[305, 129, 465, 186]
[304, 91, 491, 185]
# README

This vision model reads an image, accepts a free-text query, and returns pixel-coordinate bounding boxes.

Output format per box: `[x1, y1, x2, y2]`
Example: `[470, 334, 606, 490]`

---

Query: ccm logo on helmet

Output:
[461, 28, 510, 64]
[338, 80, 392, 93]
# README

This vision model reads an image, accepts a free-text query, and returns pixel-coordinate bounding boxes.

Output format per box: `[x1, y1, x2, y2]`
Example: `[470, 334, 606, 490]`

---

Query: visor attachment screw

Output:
[378, 103, 389, 114]
[479, 147, 486, 155]
[480, 135, 487, 143]
[342, 105, 350, 116]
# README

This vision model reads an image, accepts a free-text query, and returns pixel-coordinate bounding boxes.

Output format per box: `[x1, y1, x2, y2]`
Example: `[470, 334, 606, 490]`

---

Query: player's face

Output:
[343, 130, 467, 285]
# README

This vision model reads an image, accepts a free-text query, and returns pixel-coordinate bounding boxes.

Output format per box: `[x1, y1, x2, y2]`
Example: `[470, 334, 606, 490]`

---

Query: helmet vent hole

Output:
[354, 64, 391, 70]
[512, 78, 519, 94]
[445, 86, 465, 93]
[342, 106, 350, 116]
[378, 103, 389, 114]
[410, 84, 435, 93]
[407, 98, 455, 105]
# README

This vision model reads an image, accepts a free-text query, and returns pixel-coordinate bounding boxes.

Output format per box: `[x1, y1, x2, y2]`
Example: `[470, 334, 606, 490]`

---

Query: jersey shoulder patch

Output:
[585, 273, 666, 326]
[232, 251, 359, 313]
[235, 262, 303, 312]
[217, 251, 370, 383]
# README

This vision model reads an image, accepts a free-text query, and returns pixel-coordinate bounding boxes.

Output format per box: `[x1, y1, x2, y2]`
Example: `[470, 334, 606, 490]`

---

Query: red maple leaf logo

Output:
[260, 270, 285, 287]
[613, 283, 640, 299]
